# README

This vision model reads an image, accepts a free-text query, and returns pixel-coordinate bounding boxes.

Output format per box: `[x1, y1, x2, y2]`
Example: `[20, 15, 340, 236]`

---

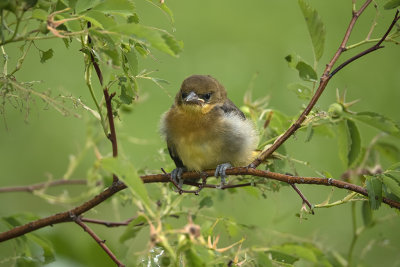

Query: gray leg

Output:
[215, 163, 232, 187]
[171, 167, 185, 189]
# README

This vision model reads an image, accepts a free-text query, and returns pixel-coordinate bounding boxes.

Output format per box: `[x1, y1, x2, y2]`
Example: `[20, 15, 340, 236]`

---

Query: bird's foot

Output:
[171, 167, 186, 190]
[215, 163, 232, 188]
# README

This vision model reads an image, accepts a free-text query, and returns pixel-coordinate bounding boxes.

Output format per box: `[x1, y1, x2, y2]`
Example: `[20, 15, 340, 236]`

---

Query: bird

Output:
[160, 75, 259, 187]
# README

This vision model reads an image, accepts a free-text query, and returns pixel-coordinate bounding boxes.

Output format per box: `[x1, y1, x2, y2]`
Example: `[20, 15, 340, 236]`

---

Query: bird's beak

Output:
[185, 91, 204, 105]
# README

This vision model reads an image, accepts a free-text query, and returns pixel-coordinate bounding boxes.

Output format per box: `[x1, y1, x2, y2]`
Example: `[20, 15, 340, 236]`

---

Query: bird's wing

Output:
[219, 99, 246, 119]
[167, 141, 185, 168]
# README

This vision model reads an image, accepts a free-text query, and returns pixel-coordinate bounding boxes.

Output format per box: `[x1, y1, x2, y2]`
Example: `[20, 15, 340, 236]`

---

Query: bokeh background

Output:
[1, 0, 400, 266]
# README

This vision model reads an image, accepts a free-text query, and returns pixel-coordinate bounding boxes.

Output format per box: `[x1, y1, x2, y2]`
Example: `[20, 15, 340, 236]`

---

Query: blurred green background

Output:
[1, 0, 400, 266]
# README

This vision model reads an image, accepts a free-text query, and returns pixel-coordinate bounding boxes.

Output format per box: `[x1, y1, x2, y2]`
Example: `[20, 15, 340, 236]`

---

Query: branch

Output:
[250, 0, 397, 168]
[74, 216, 125, 267]
[1, 167, 400, 242]
[0, 179, 100, 193]
[80, 217, 136, 227]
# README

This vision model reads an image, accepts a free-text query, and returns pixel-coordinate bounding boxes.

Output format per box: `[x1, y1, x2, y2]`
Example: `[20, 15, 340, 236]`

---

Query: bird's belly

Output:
[175, 134, 222, 171]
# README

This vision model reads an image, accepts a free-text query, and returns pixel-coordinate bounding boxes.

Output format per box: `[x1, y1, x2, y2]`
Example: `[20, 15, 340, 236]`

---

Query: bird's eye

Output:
[202, 93, 212, 101]
[181, 92, 188, 99]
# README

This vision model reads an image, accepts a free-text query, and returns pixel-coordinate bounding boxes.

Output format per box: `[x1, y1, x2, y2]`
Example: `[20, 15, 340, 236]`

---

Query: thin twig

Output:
[74, 216, 125, 267]
[0, 179, 101, 193]
[249, 0, 381, 168]
[290, 184, 314, 214]
[80, 217, 136, 227]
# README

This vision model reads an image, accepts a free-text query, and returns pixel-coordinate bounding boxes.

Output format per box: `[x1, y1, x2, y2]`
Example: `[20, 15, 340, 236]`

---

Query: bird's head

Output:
[175, 75, 227, 114]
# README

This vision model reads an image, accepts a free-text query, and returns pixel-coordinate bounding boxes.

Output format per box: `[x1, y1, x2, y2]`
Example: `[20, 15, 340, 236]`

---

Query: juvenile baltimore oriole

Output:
[160, 75, 259, 185]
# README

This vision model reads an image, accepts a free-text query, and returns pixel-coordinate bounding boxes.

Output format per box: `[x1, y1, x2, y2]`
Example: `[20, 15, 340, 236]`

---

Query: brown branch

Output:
[0, 182, 126, 242]
[80, 217, 135, 227]
[0, 179, 101, 193]
[290, 184, 314, 215]
[2, 167, 400, 242]
[74, 216, 125, 267]
[250, 0, 381, 168]
[330, 10, 400, 77]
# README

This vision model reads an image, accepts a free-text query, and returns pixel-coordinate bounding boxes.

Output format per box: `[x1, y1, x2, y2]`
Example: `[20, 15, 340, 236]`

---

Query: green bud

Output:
[328, 103, 343, 118]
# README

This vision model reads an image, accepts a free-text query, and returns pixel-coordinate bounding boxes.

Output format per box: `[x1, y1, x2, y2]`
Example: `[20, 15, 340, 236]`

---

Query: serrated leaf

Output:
[383, 174, 400, 197]
[288, 83, 312, 100]
[75, 0, 101, 13]
[127, 13, 139, 24]
[40, 49, 53, 63]
[199, 196, 213, 209]
[92, 0, 135, 14]
[365, 175, 382, 210]
[83, 10, 117, 29]
[298, 0, 326, 61]
[119, 215, 147, 243]
[346, 111, 400, 138]
[101, 157, 150, 208]
[109, 24, 183, 56]
[384, 0, 400, 9]
[347, 119, 361, 167]
[361, 201, 373, 228]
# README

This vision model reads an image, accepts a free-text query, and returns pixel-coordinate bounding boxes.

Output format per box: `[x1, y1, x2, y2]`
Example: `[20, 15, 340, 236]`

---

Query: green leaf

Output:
[346, 119, 361, 167]
[92, 0, 135, 14]
[285, 55, 317, 81]
[287, 83, 312, 100]
[305, 122, 314, 143]
[199, 196, 213, 209]
[336, 120, 361, 167]
[75, 0, 101, 13]
[365, 175, 382, 210]
[26, 233, 55, 264]
[160, 3, 175, 25]
[272, 243, 317, 263]
[296, 61, 318, 82]
[361, 201, 373, 228]
[32, 8, 47, 21]
[124, 48, 138, 76]
[109, 24, 183, 56]
[257, 252, 273, 267]
[298, 0, 326, 61]
[383, 174, 400, 197]
[384, 0, 400, 9]
[119, 215, 147, 243]
[83, 10, 117, 29]
[346, 111, 400, 138]
[101, 157, 150, 208]
[40, 48, 53, 63]
[185, 248, 206, 267]
[374, 142, 400, 162]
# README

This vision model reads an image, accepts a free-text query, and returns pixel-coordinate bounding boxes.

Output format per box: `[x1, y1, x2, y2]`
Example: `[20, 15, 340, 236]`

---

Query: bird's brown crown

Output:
[175, 75, 227, 109]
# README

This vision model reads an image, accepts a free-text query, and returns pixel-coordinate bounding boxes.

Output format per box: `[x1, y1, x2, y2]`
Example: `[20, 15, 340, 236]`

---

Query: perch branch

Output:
[2, 168, 400, 242]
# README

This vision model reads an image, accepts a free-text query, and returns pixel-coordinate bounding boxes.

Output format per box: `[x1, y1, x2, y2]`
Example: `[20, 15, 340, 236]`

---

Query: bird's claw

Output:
[171, 167, 185, 191]
[215, 163, 232, 188]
